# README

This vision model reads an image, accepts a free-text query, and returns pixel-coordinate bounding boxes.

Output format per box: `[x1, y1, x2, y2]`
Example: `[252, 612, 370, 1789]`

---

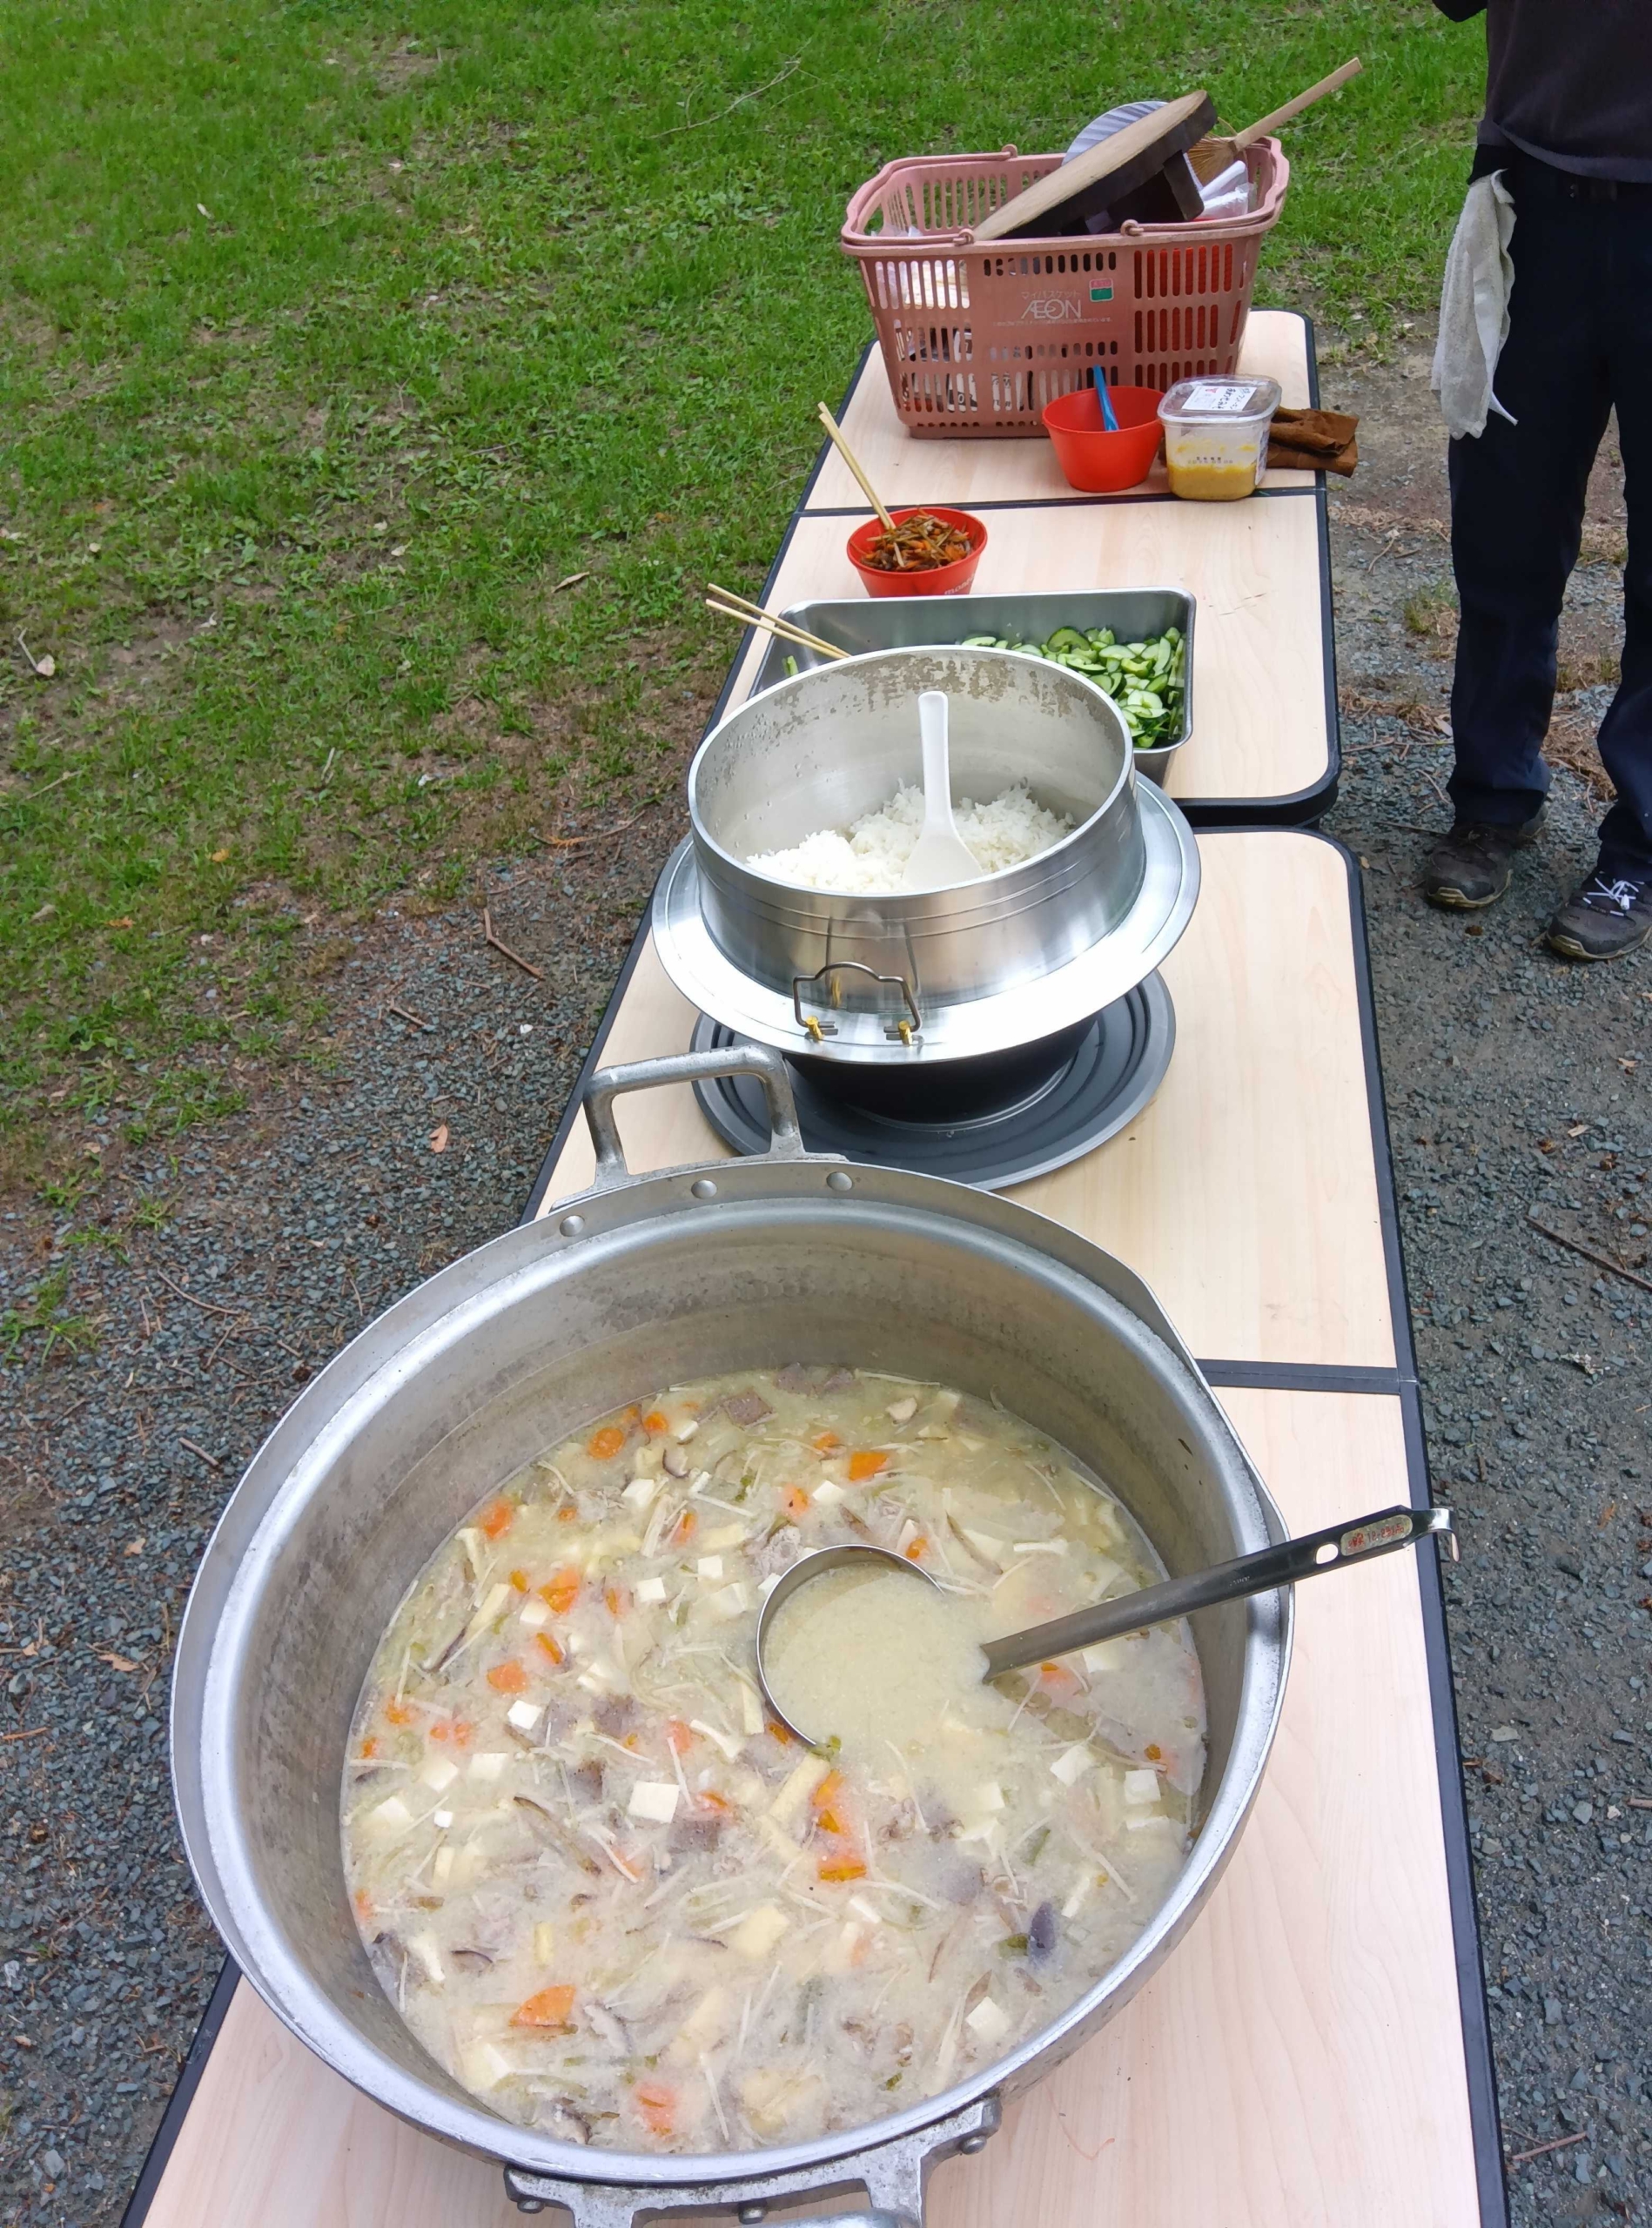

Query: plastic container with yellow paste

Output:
[1158, 374, 1281, 501]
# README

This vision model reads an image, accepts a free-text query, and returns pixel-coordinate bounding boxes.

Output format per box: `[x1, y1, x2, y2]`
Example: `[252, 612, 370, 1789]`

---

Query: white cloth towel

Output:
[1432, 173, 1518, 440]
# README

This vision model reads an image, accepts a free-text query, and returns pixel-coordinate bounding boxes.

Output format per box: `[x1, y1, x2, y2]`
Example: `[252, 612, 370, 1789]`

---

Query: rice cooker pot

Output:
[171, 1048, 1290, 2227]
[688, 646, 1144, 1008]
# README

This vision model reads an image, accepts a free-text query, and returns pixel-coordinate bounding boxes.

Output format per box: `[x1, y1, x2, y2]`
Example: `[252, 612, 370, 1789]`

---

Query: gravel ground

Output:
[1326, 337, 1650, 2224]
[2, 337, 1649, 2226]
[0, 824, 683, 2223]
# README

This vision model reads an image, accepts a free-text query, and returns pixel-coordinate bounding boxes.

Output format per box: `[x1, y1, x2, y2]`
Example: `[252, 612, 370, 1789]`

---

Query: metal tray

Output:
[752, 587, 1195, 785]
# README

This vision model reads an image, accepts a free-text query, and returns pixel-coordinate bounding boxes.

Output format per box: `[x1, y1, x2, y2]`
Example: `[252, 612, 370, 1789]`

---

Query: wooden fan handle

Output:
[1231, 57, 1362, 151]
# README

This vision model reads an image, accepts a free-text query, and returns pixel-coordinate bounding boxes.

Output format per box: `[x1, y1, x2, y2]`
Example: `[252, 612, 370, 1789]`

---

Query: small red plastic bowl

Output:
[846, 506, 987, 597]
[1042, 385, 1165, 493]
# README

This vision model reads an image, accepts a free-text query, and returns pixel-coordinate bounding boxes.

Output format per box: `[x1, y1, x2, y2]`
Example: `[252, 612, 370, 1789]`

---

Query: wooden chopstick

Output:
[703, 598, 849, 661]
[705, 582, 843, 655]
[816, 403, 900, 539]
[704, 585, 847, 660]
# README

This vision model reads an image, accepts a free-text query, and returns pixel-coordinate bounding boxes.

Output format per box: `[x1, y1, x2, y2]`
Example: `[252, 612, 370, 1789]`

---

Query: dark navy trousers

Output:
[1447, 151, 1652, 877]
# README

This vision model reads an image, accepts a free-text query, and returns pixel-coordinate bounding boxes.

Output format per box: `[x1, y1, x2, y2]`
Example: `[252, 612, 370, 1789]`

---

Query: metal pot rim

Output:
[687, 644, 1137, 898]
[172, 1055, 1289, 2197]
[655, 775, 1198, 1063]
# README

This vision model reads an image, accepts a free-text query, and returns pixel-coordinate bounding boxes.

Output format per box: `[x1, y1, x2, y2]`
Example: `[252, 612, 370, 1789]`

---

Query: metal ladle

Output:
[755, 1501, 1455, 1744]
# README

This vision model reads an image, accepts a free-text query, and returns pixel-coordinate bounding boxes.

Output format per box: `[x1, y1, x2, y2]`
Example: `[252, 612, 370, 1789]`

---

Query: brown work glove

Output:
[1268, 406, 1359, 477]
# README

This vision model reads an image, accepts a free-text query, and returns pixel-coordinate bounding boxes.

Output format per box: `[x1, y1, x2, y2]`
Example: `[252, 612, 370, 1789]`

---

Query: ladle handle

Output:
[980, 1502, 1454, 1681]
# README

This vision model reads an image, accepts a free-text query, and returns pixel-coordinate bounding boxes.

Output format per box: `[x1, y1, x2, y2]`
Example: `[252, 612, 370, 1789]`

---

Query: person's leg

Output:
[1590, 196, 1652, 881]
[1445, 173, 1614, 831]
[1545, 190, 1652, 959]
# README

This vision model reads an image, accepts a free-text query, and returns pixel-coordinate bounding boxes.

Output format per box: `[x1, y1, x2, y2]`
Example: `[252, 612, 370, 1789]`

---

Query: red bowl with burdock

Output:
[846, 506, 987, 597]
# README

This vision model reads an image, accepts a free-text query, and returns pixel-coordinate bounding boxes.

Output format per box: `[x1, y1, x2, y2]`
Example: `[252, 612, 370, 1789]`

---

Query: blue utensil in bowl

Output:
[1092, 364, 1120, 433]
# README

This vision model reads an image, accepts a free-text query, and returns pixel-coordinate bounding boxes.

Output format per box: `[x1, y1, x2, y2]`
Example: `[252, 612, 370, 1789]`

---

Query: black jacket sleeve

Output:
[1433, 0, 1486, 18]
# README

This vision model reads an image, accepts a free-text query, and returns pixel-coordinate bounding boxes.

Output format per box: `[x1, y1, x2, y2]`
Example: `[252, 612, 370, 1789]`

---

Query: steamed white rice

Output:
[747, 781, 1074, 893]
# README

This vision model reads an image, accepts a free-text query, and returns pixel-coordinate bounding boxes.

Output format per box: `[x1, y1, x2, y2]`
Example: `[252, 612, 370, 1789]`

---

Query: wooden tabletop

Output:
[724, 494, 1331, 832]
[804, 311, 1318, 513]
[540, 835, 1395, 1375]
[718, 311, 1335, 822]
[128, 830, 1500, 2228]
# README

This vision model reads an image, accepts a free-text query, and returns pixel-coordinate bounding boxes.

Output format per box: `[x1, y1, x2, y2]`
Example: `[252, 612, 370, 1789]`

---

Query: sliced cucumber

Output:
[951, 620, 1185, 752]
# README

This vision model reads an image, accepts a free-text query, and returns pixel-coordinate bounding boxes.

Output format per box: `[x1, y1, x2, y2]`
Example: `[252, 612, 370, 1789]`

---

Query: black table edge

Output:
[118, 1956, 240, 2228]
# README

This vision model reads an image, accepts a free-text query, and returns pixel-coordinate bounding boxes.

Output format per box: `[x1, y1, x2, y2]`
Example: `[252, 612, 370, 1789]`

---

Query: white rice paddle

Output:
[902, 690, 980, 889]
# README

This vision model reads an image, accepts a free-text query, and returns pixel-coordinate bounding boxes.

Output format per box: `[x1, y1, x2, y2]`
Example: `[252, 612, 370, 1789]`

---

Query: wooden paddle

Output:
[972, 93, 1214, 243]
[1190, 57, 1363, 178]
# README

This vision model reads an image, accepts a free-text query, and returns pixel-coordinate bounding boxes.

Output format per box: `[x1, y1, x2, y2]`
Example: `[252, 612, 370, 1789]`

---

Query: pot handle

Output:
[510, 2204, 909, 2228]
[503, 2091, 999, 2224]
[582, 1044, 810, 1188]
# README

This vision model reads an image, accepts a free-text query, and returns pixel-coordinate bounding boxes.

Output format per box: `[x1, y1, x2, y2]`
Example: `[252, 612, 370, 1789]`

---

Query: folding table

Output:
[123, 314, 1502, 2228]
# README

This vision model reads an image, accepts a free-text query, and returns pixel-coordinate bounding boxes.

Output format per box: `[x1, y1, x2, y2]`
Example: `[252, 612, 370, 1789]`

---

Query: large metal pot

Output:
[660, 647, 1199, 1066]
[171, 1050, 1289, 2228]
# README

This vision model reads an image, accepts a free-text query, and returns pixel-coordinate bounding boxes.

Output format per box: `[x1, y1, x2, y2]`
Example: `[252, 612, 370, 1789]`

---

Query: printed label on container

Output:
[1340, 1513, 1414, 1557]
[1180, 382, 1261, 414]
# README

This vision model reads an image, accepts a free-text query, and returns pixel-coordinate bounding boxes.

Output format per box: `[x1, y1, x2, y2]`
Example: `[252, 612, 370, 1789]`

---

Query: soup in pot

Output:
[343, 1367, 1205, 2153]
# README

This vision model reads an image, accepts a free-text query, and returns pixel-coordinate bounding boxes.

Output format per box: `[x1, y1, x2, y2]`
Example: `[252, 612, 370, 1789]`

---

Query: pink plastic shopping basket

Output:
[841, 142, 1290, 439]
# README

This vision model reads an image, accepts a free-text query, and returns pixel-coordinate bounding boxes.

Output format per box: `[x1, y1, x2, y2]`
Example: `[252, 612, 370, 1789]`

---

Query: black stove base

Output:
[688, 974, 1174, 1191]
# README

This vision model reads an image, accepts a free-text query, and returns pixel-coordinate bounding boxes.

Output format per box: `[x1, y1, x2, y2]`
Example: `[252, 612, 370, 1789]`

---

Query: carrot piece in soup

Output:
[811, 1431, 841, 1453]
[666, 1719, 694, 1755]
[811, 1771, 850, 1837]
[818, 1853, 868, 1882]
[541, 1568, 581, 1614]
[604, 1582, 629, 1618]
[848, 1450, 888, 1482]
[669, 1507, 696, 1547]
[511, 1983, 576, 2030]
[487, 1660, 528, 1694]
[588, 1424, 627, 1461]
[536, 1631, 565, 1667]
[903, 1534, 928, 1561]
[508, 1568, 529, 1592]
[383, 1699, 412, 1728]
[635, 2080, 676, 2136]
[642, 1410, 669, 1435]
[478, 1498, 514, 1540]
[782, 1485, 809, 1520]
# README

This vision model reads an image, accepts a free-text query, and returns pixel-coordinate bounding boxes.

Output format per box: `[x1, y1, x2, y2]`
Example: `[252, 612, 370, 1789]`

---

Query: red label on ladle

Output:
[1340, 1513, 1414, 1557]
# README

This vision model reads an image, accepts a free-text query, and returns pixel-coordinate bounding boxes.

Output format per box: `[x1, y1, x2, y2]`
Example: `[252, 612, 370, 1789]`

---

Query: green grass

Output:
[0, 1264, 102, 1360]
[0, 0, 1484, 1186]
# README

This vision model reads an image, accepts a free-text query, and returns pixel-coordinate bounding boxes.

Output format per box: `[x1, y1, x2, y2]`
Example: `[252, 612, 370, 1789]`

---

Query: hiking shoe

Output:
[1421, 811, 1545, 909]
[1546, 870, 1652, 961]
